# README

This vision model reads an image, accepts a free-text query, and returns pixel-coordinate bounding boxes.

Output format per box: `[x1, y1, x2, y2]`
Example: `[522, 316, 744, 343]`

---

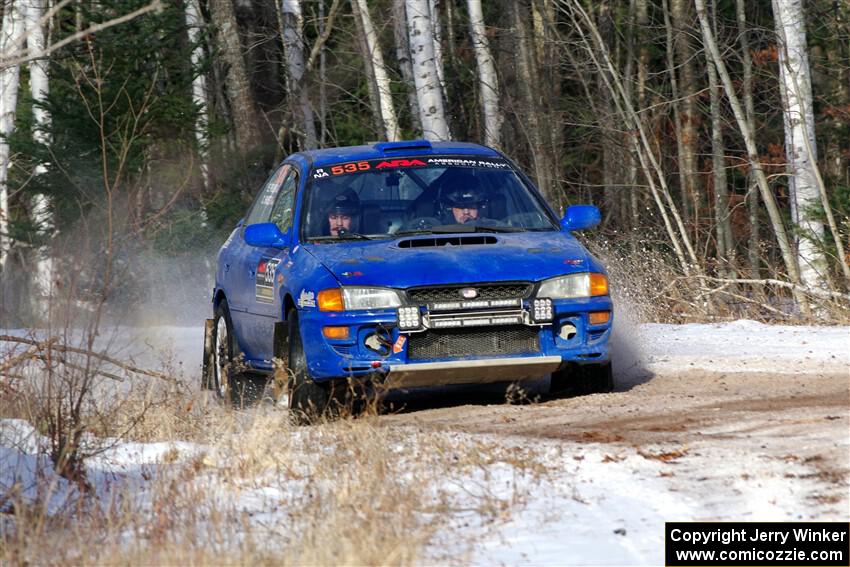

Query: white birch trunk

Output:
[392, 0, 421, 132]
[185, 0, 210, 191]
[428, 0, 446, 96]
[772, 0, 828, 289]
[406, 0, 450, 140]
[466, 0, 501, 148]
[0, 0, 25, 273]
[282, 0, 317, 149]
[25, 0, 54, 313]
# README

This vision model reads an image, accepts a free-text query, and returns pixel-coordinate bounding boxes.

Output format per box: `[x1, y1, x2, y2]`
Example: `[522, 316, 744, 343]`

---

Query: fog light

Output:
[322, 326, 350, 339]
[589, 311, 611, 325]
[397, 306, 421, 330]
[559, 323, 577, 340]
[532, 298, 553, 322]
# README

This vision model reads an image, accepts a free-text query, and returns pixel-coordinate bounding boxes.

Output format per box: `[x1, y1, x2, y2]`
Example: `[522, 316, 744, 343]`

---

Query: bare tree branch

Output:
[303, 0, 341, 76]
[0, 335, 174, 381]
[0, 0, 164, 69]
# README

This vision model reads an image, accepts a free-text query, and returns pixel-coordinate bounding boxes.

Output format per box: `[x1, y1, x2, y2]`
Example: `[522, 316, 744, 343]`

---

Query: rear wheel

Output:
[287, 309, 332, 424]
[550, 362, 614, 396]
[212, 299, 257, 407]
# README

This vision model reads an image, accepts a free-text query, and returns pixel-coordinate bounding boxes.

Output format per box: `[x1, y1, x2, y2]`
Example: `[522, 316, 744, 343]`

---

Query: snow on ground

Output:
[1, 321, 848, 564]
[639, 320, 849, 374]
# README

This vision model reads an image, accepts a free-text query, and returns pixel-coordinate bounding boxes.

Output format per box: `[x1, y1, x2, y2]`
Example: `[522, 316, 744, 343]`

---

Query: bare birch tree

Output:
[351, 0, 401, 141]
[24, 0, 54, 316]
[428, 0, 446, 97]
[772, 0, 829, 289]
[0, 0, 25, 273]
[466, 0, 501, 148]
[406, 0, 450, 140]
[282, 0, 317, 149]
[184, 0, 210, 190]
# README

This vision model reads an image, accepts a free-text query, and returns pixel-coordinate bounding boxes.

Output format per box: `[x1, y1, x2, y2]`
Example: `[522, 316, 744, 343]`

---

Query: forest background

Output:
[1, 0, 848, 326]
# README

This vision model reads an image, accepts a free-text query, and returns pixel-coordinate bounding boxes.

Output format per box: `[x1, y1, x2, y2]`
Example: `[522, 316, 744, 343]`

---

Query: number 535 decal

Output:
[330, 161, 370, 175]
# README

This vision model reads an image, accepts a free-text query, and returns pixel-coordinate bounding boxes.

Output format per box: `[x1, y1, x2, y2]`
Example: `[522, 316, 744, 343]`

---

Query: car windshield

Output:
[302, 155, 557, 241]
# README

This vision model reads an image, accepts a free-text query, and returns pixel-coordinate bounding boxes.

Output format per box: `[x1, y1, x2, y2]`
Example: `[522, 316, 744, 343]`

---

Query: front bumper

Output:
[384, 356, 563, 388]
[298, 294, 613, 386]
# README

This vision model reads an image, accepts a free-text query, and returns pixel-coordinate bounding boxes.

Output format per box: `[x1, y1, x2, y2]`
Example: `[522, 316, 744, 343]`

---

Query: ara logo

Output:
[375, 159, 426, 169]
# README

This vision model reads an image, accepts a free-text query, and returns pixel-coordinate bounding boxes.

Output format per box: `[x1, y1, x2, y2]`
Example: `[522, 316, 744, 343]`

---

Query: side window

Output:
[269, 168, 299, 233]
[245, 164, 290, 225]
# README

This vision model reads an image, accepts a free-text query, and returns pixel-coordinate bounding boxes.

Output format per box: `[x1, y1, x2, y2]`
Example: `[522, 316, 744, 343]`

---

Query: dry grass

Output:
[585, 234, 850, 324]
[0, 369, 556, 565]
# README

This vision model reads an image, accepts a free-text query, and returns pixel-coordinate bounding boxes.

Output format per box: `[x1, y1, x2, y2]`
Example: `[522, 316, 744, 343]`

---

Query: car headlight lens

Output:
[340, 287, 403, 310]
[537, 273, 608, 298]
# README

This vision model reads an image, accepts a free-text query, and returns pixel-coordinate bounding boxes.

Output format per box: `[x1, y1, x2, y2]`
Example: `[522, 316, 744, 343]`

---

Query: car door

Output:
[239, 164, 300, 363]
[229, 164, 291, 358]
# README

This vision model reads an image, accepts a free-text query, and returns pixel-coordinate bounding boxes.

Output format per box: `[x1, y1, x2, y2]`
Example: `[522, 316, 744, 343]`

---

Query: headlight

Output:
[537, 273, 608, 298]
[341, 287, 403, 310]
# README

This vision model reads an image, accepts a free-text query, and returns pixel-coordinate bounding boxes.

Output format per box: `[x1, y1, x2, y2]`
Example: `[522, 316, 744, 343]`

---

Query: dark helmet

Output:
[328, 189, 360, 216]
[440, 172, 486, 209]
[442, 186, 486, 209]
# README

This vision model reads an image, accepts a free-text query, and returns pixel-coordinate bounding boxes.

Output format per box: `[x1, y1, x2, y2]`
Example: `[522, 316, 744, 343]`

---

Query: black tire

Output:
[212, 299, 257, 407]
[550, 362, 614, 396]
[287, 309, 332, 424]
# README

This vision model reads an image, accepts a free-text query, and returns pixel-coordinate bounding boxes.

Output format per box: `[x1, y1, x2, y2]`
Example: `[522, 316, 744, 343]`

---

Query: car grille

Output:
[407, 282, 532, 303]
[408, 326, 540, 360]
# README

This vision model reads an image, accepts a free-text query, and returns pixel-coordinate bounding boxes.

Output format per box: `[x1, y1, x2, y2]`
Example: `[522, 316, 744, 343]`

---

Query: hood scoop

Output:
[398, 235, 498, 249]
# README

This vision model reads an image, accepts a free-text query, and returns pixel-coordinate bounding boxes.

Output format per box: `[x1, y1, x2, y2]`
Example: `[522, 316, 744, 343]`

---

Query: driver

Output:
[326, 190, 360, 236]
[441, 176, 487, 224]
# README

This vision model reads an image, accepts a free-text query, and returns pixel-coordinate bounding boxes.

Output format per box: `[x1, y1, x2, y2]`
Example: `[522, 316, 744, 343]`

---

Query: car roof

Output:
[293, 140, 502, 169]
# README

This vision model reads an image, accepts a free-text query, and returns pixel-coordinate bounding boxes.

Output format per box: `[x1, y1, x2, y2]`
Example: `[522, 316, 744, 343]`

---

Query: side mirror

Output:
[560, 205, 601, 232]
[244, 223, 291, 248]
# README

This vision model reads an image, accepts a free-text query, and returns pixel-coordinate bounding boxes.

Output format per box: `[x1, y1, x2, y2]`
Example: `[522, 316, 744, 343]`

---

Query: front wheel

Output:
[212, 299, 257, 406]
[287, 309, 332, 424]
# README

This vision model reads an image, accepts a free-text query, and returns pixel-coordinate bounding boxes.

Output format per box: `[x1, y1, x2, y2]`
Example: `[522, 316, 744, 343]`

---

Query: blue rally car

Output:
[202, 140, 613, 419]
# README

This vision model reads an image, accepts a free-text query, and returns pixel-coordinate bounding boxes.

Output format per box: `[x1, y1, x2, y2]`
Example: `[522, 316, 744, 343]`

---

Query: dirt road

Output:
[382, 367, 850, 518]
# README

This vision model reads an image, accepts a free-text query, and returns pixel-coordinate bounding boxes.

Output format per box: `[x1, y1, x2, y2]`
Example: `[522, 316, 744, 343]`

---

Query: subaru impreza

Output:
[202, 140, 613, 420]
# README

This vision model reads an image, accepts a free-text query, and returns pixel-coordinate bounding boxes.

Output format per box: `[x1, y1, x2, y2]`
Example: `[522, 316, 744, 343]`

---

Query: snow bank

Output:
[640, 320, 848, 374]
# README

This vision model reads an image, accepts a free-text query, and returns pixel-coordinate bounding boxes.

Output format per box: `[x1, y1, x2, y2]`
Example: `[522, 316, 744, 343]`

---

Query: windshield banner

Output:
[311, 155, 510, 179]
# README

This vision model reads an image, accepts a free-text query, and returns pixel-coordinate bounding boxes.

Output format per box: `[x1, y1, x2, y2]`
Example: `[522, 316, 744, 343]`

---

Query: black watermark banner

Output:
[666, 522, 849, 566]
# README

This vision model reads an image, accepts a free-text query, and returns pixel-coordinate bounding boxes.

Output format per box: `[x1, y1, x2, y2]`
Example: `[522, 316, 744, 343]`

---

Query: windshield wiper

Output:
[311, 232, 374, 241]
[394, 228, 434, 236]
[469, 225, 524, 233]
[428, 224, 523, 234]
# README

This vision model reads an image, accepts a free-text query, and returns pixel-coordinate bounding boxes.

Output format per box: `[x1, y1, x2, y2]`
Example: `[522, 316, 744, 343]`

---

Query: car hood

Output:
[302, 231, 594, 288]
